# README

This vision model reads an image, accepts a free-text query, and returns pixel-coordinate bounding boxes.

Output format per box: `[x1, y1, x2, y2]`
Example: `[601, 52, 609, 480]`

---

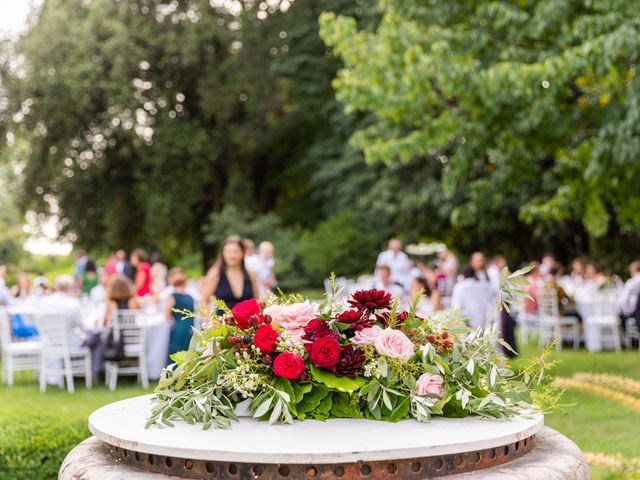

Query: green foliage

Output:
[320, 0, 640, 257]
[0, 415, 86, 480]
[298, 212, 380, 283]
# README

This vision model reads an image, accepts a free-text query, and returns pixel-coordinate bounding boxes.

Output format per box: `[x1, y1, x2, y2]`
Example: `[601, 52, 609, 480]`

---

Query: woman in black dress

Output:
[201, 236, 259, 309]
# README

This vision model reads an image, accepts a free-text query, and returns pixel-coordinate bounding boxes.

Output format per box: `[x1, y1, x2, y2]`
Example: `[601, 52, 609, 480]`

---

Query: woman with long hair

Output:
[102, 275, 139, 326]
[200, 236, 259, 309]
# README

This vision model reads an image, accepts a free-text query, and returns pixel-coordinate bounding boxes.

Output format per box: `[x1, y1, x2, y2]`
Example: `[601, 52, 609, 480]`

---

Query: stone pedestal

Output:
[58, 395, 589, 479]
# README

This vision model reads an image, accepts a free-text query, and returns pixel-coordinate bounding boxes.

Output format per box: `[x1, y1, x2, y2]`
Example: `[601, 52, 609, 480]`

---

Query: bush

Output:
[0, 415, 88, 480]
[298, 212, 379, 283]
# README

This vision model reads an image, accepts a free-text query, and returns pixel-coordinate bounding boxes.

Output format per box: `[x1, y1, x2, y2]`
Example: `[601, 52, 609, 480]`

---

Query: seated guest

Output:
[409, 276, 441, 314]
[79, 260, 99, 296]
[165, 269, 195, 362]
[619, 261, 640, 332]
[374, 265, 405, 299]
[376, 238, 411, 292]
[544, 266, 583, 323]
[103, 275, 138, 326]
[451, 266, 496, 328]
[89, 271, 109, 306]
[523, 263, 542, 315]
[37, 275, 84, 349]
[33, 272, 49, 295]
[11, 272, 31, 299]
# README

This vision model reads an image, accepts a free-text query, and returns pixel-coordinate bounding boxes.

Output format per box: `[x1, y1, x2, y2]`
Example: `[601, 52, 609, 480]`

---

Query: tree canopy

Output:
[320, 0, 640, 259]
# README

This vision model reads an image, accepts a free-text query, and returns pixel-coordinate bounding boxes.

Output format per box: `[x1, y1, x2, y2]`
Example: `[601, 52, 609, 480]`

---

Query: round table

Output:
[59, 395, 589, 479]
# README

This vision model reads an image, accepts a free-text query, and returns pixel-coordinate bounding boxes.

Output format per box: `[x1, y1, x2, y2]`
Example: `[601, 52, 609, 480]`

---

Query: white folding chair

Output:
[0, 310, 41, 386]
[513, 304, 539, 345]
[625, 318, 640, 350]
[36, 314, 92, 393]
[104, 310, 149, 391]
[538, 288, 580, 350]
[581, 297, 621, 352]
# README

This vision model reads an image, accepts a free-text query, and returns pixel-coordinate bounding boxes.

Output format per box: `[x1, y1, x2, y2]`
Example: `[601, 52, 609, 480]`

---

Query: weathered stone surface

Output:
[59, 428, 590, 479]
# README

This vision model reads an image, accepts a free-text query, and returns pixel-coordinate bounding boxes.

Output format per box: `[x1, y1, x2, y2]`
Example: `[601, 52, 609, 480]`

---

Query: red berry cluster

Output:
[228, 335, 253, 348]
[426, 331, 453, 355]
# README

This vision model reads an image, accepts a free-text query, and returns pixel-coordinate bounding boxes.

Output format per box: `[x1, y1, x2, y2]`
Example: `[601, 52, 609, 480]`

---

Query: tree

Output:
[320, 1, 640, 260]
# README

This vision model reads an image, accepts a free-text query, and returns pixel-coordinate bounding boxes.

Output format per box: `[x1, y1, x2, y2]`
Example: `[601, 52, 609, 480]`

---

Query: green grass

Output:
[1, 344, 639, 479]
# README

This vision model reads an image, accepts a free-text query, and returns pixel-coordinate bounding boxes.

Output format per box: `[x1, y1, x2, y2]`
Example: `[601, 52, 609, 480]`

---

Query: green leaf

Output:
[310, 365, 366, 392]
[388, 396, 410, 422]
[253, 398, 272, 418]
[269, 400, 282, 425]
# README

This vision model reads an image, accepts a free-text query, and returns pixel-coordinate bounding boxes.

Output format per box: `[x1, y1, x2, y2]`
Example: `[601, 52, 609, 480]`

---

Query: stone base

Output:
[59, 427, 589, 479]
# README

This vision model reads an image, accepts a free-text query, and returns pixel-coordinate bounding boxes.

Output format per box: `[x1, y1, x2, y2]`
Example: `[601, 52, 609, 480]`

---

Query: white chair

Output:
[104, 310, 149, 391]
[513, 304, 539, 345]
[0, 310, 41, 386]
[538, 288, 580, 350]
[625, 318, 640, 350]
[581, 298, 621, 352]
[37, 314, 92, 393]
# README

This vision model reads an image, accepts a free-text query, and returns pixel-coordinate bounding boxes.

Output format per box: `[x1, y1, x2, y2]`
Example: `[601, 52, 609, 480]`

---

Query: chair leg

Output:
[108, 364, 118, 391]
[64, 355, 74, 394]
[140, 357, 149, 389]
[6, 356, 13, 386]
[39, 355, 47, 393]
[85, 353, 92, 389]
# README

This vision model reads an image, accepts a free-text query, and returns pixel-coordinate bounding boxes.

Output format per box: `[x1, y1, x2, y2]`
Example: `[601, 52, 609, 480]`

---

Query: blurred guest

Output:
[150, 252, 168, 295]
[376, 238, 411, 291]
[544, 266, 582, 323]
[90, 271, 109, 306]
[244, 239, 265, 295]
[487, 255, 507, 291]
[104, 252, 117, 276]
[470, 252, 489, 282]
[33, 271, 49, 294]
[439, 249, 459, 277]
[102, 275, 138, 326]
[451, 265, 496, 328]
[0, 265, 11, 305]
[11, 272, 31, 299]
[114, 249, 134, 279]
[409, 276, 441, 314]
[523, 263, 542, 314]
[201, 236, 259, 309]
[374, 265, 404, 299]
[74, 249, 88, 281]
[38, 275, 84, 348]
[258, 241, 277, 293]
[540, 253, 556, 277]
[571, 257, 587, 282]
[79, 260, 99, 295]
[165, 269, 195, 362]
[131, 249, 152, 297]
[619, 261, 640, 331]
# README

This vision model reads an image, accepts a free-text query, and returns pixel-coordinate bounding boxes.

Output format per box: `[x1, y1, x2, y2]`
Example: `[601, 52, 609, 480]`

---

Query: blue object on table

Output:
[10, 313, 39, 339]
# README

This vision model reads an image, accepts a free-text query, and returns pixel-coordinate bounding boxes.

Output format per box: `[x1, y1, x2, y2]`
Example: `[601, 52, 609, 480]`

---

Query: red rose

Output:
[273, 352, 305, 380]
[309, 337, 341, 368]
[254, 324, 279, 354]
[231, 299, 262, 330]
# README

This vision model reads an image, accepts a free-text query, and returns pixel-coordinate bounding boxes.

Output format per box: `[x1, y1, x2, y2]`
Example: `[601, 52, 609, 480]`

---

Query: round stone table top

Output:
[89, 395, 543, 464]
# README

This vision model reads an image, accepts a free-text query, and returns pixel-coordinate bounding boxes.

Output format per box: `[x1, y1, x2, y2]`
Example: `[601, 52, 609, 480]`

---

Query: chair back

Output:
[0, 310, 12, 349]
[538, 288, 560, 320]
[111, 309, 145, 347]
[36, 314, 70, 351]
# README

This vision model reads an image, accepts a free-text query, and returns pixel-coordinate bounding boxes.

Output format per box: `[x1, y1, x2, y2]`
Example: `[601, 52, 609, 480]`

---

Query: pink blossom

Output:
[264, 301, 319, 339]
[374, 328, 414, 362]
[415, 373, 444, 397]
[351, 325, 383, 346]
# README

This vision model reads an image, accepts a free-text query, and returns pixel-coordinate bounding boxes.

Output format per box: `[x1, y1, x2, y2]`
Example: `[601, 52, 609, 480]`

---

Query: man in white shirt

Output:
[619, 261, 640, 331]
[452, 266, 496, 329]
[38, 275, 85, 349]
[374, 265, 405, 300]
[376, 239, 411, 291]
[487, 255, 507, 291]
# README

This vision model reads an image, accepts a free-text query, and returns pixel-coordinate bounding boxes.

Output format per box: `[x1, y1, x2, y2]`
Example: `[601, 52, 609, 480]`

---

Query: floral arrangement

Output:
[147, 271, 551, 430]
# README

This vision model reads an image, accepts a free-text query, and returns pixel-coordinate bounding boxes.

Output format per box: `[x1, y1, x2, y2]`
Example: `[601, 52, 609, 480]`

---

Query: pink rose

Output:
[264, 301, 319, 339]
[352, 325, 383, 346]
[415, 373, 444, 397]
[374, 328, 414, 362]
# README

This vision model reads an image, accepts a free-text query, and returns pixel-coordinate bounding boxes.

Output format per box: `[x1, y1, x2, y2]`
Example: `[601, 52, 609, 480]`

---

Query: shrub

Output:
[0, 415, 88, 480]
[298, 212, 379, 283]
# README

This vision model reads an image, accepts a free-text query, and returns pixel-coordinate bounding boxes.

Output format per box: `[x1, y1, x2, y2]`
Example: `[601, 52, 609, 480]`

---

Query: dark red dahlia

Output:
[303, 319, 339, 342]
[396, 311, 409, 324]
[335, 309, 373, 332]
[348, 289, 392, 312]
[333, 345, 366, 379]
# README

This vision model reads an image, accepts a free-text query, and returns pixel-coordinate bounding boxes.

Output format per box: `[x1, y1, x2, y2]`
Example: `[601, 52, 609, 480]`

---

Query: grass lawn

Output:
[1, 343, 639, 479]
